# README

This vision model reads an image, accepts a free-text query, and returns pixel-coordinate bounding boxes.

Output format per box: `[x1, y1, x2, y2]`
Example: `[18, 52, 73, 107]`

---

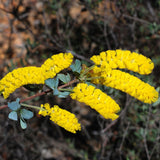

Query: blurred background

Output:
[0, 0, 160, 160]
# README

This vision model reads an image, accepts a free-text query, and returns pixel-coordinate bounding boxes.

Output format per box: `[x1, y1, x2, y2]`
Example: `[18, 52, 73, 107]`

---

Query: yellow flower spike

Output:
[50, 105, 81, 133]
[90, 49, 154, 75]
[0, 67, 43, 99]
[0, 53, 73, 99]
[70, 83, 120, 120]
[41, 53, 73, 72]
[39, 103, 81, 133]
[93, 68, 158, 104]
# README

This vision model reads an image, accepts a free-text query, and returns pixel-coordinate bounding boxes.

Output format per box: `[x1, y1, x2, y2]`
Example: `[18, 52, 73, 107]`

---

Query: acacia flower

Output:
[0, 67, 43, 99]
[41, 53, 73, 79]
[91, 66, 158, 104]
[90, 49, 154, 75]
[0, 53, 73, 99]
[39, 103, 81, 133]
[70, 83, 120, 120]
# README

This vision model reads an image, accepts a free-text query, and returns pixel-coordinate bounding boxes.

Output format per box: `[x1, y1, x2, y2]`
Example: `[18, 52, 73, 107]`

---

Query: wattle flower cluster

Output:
[39, 103, 81, 133]
[0, 53, 73, 99]
[0, 49, 158, 133]
[70, 83, 120, 120]
[90, 49, 158, 104]
[41, 53, 73, 79]
[91, 49, 154, 75]
[101, 69, 158, 104]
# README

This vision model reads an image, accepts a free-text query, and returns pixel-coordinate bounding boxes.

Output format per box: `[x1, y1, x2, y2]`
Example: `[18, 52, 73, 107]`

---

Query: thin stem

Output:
[0, 104, 8, 110]
[59, 88, 73, 92]
[20, 89, 52, 103]
[80, 65, 95, 77]
[58, 78, 79, 89]
[85, 77, 101, 80]
[0, 89, 51, 110]
[21, 103, 43, 111]
[0, 79, 79, 110]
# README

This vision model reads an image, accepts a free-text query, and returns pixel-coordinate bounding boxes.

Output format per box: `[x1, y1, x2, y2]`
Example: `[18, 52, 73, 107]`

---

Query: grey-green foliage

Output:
[70, 59, 82, 74]
[8, 111, 18, 121]
[8, 98, 33, 129]
[45, 77, 70, 98]
[8, 98, 21, 111]
[45, 77, 59, 90]
[57, 73, 71, 83]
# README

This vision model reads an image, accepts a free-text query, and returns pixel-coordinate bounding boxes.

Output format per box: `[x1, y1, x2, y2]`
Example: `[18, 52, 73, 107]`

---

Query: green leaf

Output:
[57, 74, 66, 82]
[152, 97, 160, 106]
[58, 91, 70, 98]
[8, 111, 18, 121]
[8, 98, 21, 111]
[75, 60, 82, 73]
[55, 77, 59, 88]
[45, 78, 55, 89]
[20, 109, 33, 120]
[53, 89, 59, 96]
[70, 59, 82, 73]
[53, 89, 70, 98]
[20, 118, 27, 129]
[75, 59, 81, 67]
[156, 87, 160, 92]
[139, 128, 145, 136]
[66, 73, 71, 82]
[57, 73, 71, 83]
[45, 77, 59, 89]
[85, 82, 96, 87]
[142, 104, 148, 111]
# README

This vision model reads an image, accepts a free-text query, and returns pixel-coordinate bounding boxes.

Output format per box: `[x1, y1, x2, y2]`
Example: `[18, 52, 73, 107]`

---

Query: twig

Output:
[67, 50, 93, 63]
[143, 105, 152, 160]
[103, 3, 111, 50]
[58, 78, 78, 89]
[146, 1, 158, 21]
[0, 79, 79, 110]
[123, 14, 150, 24]
[0, 89, 51, 110]
[150, 121, 160, 159]
[100, 134, 109, 158]
[101, 94, 132, 133]
[20, 89, 51, 103]
[101, 118, 118, 133]
[119, 122, 130, 151]
[42, 5, 64, 49]
[143, 132, 151, 160]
